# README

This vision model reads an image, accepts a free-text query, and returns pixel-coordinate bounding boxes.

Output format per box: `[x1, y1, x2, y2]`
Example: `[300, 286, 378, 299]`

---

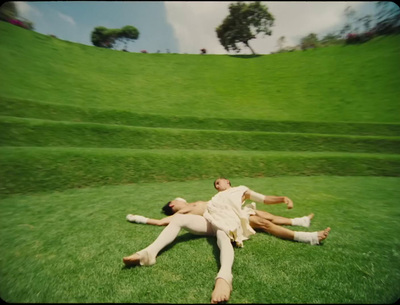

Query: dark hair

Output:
[213, 177, 231, 189]
[162, 201, 174, 215]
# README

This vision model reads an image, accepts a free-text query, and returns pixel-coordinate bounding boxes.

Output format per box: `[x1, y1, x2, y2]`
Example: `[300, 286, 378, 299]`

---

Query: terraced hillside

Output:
[0, 22, 399, 195]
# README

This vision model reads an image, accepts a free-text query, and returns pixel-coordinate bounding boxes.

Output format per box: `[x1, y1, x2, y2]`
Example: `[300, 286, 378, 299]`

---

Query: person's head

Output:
[214, 177, 232, 192]
[161, 197, 187, 215]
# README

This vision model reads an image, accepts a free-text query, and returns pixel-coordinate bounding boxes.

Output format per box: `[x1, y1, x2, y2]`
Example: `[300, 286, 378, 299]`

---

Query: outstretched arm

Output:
[244, 190, 294, 209]
[126, 214, 173, 226]
[126, 204, 195, 226]
[146, 216, 173, 226]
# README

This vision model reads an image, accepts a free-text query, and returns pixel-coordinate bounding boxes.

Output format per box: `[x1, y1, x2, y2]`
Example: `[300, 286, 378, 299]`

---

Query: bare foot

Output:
[211, 278, 231, 304]
[123, 253, 141, 266]
[318, 227, 331, 242]
[308, 213, 314, 221]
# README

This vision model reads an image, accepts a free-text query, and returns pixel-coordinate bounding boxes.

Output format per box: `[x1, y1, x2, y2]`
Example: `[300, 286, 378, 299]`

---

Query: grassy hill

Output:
[1, 21, 399, 123]
[0, 21, 399, 195]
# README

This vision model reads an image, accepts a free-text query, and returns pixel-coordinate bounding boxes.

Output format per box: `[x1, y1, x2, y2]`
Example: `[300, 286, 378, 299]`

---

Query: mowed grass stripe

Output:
[2, 96, 400, 136]
[1, 116, 399, 154]
[1, 147, 399, 195]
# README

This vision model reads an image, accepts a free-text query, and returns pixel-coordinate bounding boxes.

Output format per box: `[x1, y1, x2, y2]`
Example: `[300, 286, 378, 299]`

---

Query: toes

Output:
[211, 296, 227, 304]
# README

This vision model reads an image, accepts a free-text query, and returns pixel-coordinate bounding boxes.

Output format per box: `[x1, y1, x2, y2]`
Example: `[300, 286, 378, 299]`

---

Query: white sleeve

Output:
[248, 190, 266, 203]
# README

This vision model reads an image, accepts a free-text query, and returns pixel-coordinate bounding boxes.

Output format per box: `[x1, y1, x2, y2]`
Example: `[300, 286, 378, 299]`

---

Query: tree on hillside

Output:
[375, 2, 400, 25]
[0, 1, 17, 21]
[91, 25, 140, 50]
[300, 33, 319, 50]
[0, 1, 34, 30]
[91, 26, 114, 48]
[373, 2, 400, 35]
[358, 15, 373, 32]
[117, 25, 139, 50]
[320, 32, 343, 47]
[340, 6, 358, 37]
[340, 3, 400, 38]
[216, 1, 274, 54]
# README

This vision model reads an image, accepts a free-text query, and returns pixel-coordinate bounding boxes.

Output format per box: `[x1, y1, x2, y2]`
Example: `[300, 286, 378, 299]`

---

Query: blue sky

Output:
[14, 1, 385, 54]
[15, 1, 179, 53]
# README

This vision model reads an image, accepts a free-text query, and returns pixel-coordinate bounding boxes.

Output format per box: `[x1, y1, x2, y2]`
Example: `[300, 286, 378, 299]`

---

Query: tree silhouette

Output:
[216, 1, 274, 55]
[91, 25, 139, 50]
[0, 2, 17, 21]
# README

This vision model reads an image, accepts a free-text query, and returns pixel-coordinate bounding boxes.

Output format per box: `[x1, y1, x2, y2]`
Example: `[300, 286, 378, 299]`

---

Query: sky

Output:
[13, 1, 385, 55]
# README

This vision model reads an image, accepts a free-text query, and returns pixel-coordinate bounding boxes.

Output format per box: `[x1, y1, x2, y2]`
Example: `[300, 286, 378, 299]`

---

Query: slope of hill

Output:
[0, 21, 399, 195]
[1, 21, 399, 123]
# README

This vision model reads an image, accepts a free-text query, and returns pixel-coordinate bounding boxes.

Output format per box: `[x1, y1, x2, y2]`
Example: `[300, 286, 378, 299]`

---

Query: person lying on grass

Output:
[123, 177, 330, 304]
[127, 177, 331, 245]
[123, 177, 258, 304]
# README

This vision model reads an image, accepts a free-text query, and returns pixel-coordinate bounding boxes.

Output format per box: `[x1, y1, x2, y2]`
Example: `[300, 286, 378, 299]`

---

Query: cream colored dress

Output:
[203, 185, 256, 247]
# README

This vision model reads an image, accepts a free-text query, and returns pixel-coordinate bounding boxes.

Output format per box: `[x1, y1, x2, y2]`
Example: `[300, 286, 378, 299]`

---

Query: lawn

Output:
[0, 176, 399, 303]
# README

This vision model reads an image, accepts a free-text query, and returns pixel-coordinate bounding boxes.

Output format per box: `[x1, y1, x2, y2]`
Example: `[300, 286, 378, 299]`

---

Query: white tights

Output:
[137, 214, 234, 287]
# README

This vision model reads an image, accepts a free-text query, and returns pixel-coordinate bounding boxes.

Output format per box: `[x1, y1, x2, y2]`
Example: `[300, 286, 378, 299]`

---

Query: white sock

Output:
[136, 249, 156, 266]
[215, 230, 234, 290]
[139, 217, 183, 265]
[291, 216, 311, 227]
[294, 231, 319, 245]
[126, 214, 148, 224]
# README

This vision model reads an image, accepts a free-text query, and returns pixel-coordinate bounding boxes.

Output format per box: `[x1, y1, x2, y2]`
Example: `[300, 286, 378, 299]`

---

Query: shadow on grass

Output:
[121, 233, 219, 269]
[158, 232, 235, 271]
[228, 54, 263, 59]
[206, 236, 221, 269]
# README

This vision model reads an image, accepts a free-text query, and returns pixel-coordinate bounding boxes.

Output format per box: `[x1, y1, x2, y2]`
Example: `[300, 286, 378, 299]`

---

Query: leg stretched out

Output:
[211, 229, 234, 304]
[254, 209, 314, 227]
[123, 214, 214, 266]
[123, 213, 235, 303]
[249, 215, 330, 245]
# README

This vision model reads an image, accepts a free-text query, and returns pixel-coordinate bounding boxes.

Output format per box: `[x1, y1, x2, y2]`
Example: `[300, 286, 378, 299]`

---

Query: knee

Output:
[170, 213, 186, 225]
[260, 219, 273, 230]
[265, 215, 274, 222]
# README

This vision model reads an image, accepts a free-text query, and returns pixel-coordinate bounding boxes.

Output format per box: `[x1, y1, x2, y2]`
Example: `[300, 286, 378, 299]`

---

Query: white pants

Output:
[137, 214, 234, 287]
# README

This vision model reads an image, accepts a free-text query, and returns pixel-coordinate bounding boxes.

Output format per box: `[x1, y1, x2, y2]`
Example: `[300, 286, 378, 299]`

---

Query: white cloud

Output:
[165, 1, 233, 54]
[58, 12, 76, 26]
[164, 1, 373, 55]
[14, 1, 42, 19]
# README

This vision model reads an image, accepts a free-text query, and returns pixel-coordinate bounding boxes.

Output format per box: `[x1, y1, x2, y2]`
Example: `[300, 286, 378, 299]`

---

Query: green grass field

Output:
[0, 20, 399, 303]
[1, 177, 399, 303]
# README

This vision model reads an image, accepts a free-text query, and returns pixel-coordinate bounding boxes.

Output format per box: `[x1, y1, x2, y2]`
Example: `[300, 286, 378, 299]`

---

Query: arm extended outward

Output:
[126, 205, 194, 226]
[126, 214, 172, 226]
[146, 216, 173, 226]
[244, 190, 294, 209]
